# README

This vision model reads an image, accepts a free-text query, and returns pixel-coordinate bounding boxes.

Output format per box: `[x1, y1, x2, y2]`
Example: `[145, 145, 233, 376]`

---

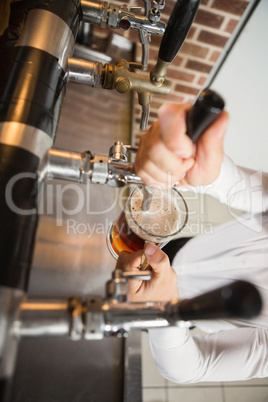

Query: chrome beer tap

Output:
[81, 0, 165, 71]
[44, 141, 142, 187]
[68, 0, 201, 130]
[15, 281, 262, 340]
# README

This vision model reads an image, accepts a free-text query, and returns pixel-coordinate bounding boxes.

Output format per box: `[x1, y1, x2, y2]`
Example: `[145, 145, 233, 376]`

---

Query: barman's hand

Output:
[116, 243, 179, 302]
[135, 103, 229, 189]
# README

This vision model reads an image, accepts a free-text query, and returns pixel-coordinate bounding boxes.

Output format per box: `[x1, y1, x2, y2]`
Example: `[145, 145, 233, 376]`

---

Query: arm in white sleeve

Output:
[148, 326, 268, 383]
[194, 155, 268, 214]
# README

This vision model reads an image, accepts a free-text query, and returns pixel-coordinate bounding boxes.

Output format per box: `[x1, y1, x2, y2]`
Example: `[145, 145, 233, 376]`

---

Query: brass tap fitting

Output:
[102, 59, 171, 130]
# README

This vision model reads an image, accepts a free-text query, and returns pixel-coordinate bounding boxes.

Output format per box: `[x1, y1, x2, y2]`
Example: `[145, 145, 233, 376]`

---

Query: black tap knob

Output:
[186, 88, 225, 143]
[151, 0, 201, 83]
[159, 0, 201, 64]
[165, 280, 262, 324]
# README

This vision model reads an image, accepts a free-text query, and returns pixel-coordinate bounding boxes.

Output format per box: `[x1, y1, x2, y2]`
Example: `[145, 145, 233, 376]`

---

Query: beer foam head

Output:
[125, 187, 187, 242]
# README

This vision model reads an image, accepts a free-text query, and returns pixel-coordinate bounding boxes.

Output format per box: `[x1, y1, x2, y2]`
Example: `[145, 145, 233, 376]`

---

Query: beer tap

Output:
[43, 140, 142, 187]
[42, 88, 225, 189]
[106, 268, 151, 302]
[81, 0, 165, 71]
[69, 0, 201, 130]
[15, 281, 262, 340]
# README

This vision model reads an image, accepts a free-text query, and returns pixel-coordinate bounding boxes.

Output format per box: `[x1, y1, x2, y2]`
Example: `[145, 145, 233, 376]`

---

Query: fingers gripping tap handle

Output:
[186, 88, 225, 143]
[158, 0, 201, 63]
[141, 89, 224, 213]
[165, 280, 262, 324]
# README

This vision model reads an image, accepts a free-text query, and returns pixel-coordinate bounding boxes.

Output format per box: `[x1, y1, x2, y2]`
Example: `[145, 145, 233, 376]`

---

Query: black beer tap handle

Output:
[150, 0, 201, 84]
[165, 280, 262, 324]
[159, 0, 201, 63]
[186, 88, 225, 143]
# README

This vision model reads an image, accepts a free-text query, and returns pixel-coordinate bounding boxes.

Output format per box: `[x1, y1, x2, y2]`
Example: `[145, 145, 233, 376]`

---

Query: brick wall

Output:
[127, 0, 250, 144]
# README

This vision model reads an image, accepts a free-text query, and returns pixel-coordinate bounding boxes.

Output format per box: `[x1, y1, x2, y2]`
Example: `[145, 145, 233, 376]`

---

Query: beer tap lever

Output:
[186, 88, 225, 142]
[98, 0, 202, 130]
[136, 0, 201, 129]
[17, 281, 262, 339]
[150, 0, 201, 84]
[139, 0, 201, 129]
[165, 281, 262, 324]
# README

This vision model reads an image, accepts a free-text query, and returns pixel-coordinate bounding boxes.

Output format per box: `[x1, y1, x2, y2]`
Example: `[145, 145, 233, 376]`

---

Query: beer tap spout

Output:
[40, 141, 143, 187]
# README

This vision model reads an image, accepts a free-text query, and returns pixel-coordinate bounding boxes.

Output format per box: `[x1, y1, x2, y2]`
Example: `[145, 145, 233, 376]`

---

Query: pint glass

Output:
[106, 186, 188, 260]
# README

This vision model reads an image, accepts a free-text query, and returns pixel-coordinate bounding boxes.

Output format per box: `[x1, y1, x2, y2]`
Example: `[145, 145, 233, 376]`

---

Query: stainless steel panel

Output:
[11, 37, 139, 400]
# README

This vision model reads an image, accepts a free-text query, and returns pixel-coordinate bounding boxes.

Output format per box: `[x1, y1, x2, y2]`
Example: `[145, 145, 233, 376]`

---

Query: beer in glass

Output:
[106, 186, 188, 260]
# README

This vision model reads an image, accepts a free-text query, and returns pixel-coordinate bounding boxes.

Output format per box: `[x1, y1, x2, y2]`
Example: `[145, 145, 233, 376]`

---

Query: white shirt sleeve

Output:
[148, 326, 268, 383]
[193, 155, 268, 214]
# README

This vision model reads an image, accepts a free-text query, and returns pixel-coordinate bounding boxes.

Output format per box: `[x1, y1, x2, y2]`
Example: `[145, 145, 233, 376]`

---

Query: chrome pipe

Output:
[67, 58, 103, 87]
[102, 301, 170, 334]
[46, 149, 86, 182]
[140, 104, 150, 131]
[16, 300, 70, 338]
[43, 146, 144, 187]
[81, 0, 108, 27]
[128, 15, 165, 36]
[15, 298, 176, 339]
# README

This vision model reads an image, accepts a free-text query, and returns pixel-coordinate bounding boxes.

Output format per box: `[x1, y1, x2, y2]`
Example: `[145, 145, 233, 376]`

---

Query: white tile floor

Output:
[141, 331, 268, 402]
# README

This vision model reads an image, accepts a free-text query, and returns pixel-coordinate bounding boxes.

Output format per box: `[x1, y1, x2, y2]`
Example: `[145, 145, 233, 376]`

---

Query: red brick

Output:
[174, 84, 200, 96]
[151, 34, 163, 48]
[210, 50, 221, 62]
[155, 93, 185, 104]
[161, 13, 170, 24]
[186, 59, 212, 73]
[147, 59, 158, 71]
[198, 30, 229, 48]
[148, 48, 160, 60]
[148, 118, 157, 126]
[170, 54, 184, 67]
[147, 62, 155, 72]
[198, 76, 207, 86]
[151, 100, 163, 109]
[212, 0, 249, 16]
[149, 111, 158, 119]
[147, 54, 183, 71]
[127, 30, 138, 43]
[161, 1, 176, 18]
[187, 26, 197, 40]
[181, 42, 209, 58]
[195, 9, 224, 29]
[167, 68, 195, 82]
[225, 18, 239, 34]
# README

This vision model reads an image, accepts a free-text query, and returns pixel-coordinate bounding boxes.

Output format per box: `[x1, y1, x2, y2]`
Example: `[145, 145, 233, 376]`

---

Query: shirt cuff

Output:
[192, 154, 237, 203]
[210, 154, 238, 200]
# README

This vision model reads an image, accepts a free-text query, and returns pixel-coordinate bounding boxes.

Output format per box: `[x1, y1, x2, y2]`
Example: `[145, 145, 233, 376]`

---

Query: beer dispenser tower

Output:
[0, 1, 262, 401]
